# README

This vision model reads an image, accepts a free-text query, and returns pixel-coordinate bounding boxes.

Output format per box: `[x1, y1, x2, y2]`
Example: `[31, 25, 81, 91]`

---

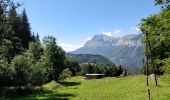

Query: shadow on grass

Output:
[58, 81, 81, 87]
[2, 87, 76, 100]
[30, 91, 76, 100]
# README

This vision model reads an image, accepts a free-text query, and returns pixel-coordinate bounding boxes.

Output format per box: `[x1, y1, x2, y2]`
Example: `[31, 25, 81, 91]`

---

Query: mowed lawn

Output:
[6, 75, 170, 100]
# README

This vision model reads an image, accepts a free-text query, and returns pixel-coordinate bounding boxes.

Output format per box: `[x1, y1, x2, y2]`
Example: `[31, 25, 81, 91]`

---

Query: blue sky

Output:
[18, 0, 161, 51]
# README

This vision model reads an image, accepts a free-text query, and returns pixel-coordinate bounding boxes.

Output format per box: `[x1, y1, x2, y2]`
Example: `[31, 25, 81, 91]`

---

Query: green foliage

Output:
[0, 39, 13, 61]
[11, 55, 31, 86]
[66, 53, 114, 66]
[155, 0, 170, 5]
[24, 42, 52, 86]
[59, 68, 72, 80]
[78, 63, 123, 77]
[0, 1, 67, 88]
[141, 60, 164, 75]
[20, 9, 32, 48]
[105, 66, 118, 76]
[8, 41, 53, 87]
[29, 56, 52, 86]
[140, 6, 170, 75]
[26, 42, 43, 63]
[43, 36, 66, 80]
[43, 80, 59, 91]
[65, 59, 80, 76]
[0, 59, 14, 86]
[161, 58, 170, 74]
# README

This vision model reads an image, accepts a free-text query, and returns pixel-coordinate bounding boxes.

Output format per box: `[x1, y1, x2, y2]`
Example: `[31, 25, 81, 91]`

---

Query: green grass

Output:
[3, 75, 170, 100]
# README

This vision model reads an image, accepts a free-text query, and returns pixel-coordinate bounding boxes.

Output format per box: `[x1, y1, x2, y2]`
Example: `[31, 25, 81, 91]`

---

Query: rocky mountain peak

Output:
[72, 34, 144, 68]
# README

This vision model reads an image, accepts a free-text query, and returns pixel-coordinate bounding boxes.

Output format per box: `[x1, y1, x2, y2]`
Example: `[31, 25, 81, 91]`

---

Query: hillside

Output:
[72, 34, 144, 68]
[66, 53, 114, 66]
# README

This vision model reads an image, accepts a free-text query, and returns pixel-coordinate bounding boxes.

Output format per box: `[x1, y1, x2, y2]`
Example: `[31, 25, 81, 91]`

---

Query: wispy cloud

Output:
[59, 43, 82, 52]
[114, 29, 122, 34]
[102, 29, 122, 37]
[130, 26, 141, 33]
[103, 32, 113, 36]
[86, 37, 92, 41]
[112, 29, 123, 37]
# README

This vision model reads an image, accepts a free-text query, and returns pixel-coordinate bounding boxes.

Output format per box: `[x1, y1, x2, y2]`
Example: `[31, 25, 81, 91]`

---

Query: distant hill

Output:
[66, 53, 115, 66]
[72, 34, 144, 68]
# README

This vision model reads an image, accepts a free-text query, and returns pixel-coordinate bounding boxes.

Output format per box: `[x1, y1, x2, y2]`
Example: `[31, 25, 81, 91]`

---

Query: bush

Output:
[0, 59, 15, 86]
[11, 55, 31, 86]
[29, 56, 52, 86]
[43, 81, 59, 90]
[59, 68, 72, 80]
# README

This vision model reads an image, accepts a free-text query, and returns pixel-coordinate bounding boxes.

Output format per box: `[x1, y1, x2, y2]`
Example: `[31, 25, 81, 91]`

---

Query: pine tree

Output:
[36, 33, 40, 42]
[1, 4, 23, 61]
[20, 9, 32, 49]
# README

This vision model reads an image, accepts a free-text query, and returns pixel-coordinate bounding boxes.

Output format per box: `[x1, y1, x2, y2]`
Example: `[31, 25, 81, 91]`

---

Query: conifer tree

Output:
[20, 9, 32, 49]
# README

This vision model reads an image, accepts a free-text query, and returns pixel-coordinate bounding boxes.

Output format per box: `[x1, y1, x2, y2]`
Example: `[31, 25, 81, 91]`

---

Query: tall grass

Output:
[5, 75, 170, 100]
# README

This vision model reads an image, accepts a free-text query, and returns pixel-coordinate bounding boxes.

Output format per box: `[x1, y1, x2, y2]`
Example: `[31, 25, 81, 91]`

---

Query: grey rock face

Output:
[72, 34, 144, 68]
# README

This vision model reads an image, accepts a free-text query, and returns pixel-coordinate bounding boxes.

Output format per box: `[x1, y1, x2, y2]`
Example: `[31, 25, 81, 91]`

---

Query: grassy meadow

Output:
[3, 75, 170, 100]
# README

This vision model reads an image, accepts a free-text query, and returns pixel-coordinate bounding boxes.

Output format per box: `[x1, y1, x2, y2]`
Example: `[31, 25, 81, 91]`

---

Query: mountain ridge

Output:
[72, 34, 144, 68]
[66, 53, 115, 66]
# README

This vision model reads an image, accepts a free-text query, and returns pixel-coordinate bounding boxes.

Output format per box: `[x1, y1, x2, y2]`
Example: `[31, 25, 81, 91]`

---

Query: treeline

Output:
[63, 60, 123, 79]
[78, 64, 123, 77]
[140, 0, 170, 75]
[0, 1, 66, 87]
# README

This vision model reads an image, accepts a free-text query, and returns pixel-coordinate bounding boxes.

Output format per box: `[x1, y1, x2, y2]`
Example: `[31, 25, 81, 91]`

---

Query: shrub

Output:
[59, 68, 72, 80]
[11, 55, 31, 86]
[0, 59, 15, 86]
[29, 56, 52, 86]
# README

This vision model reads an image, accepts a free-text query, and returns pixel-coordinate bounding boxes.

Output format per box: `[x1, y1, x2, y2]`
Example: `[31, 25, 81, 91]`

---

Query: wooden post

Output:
[145, 31, 151, 100]
[147, 87, 151, 100]
[146, 56, 149, 86]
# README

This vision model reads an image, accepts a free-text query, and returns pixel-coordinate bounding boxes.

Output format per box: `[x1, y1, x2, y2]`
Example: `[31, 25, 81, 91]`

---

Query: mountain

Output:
[72, 34, 144, 68]
[66, 53, 115, 66]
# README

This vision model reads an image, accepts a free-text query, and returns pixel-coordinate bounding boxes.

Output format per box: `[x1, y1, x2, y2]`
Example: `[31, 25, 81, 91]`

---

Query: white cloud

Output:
[102, 29, 122, 37]
[114, 29, 121, 34]
[86, 37, 92, 41]
[130, 26, 141, 33]
[111, 29, 123, 37]
[135, 27, 140, 32]
[59, 43, 82, 52]
[103, 32, 113, 37]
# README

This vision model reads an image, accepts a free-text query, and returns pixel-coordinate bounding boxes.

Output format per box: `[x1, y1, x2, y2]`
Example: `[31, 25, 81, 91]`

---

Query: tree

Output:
[11, 55, 31, 86]
[155, 0, 170, 5]
[23, 41, 52, 86]
[0, 0, 52, 87]
[140, 6, 170, 75]
[59, 68, 72, 80]
[79, 64, 89, 76]
[26, 42, 43, 63]
[0, 39, 13, 61]
[0, 25, 22, 61]
[20, 9, 32, 49]
[106, 66, 117, 77]
[116, 65, 123, 76]
[3, 4, 23, 60]
[0, 59, 15, 86]
[0, 4, 5, 43]
[43, 36, 66, 80]
[65, 59, 79, 76]
[29, 55, 52, 86]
